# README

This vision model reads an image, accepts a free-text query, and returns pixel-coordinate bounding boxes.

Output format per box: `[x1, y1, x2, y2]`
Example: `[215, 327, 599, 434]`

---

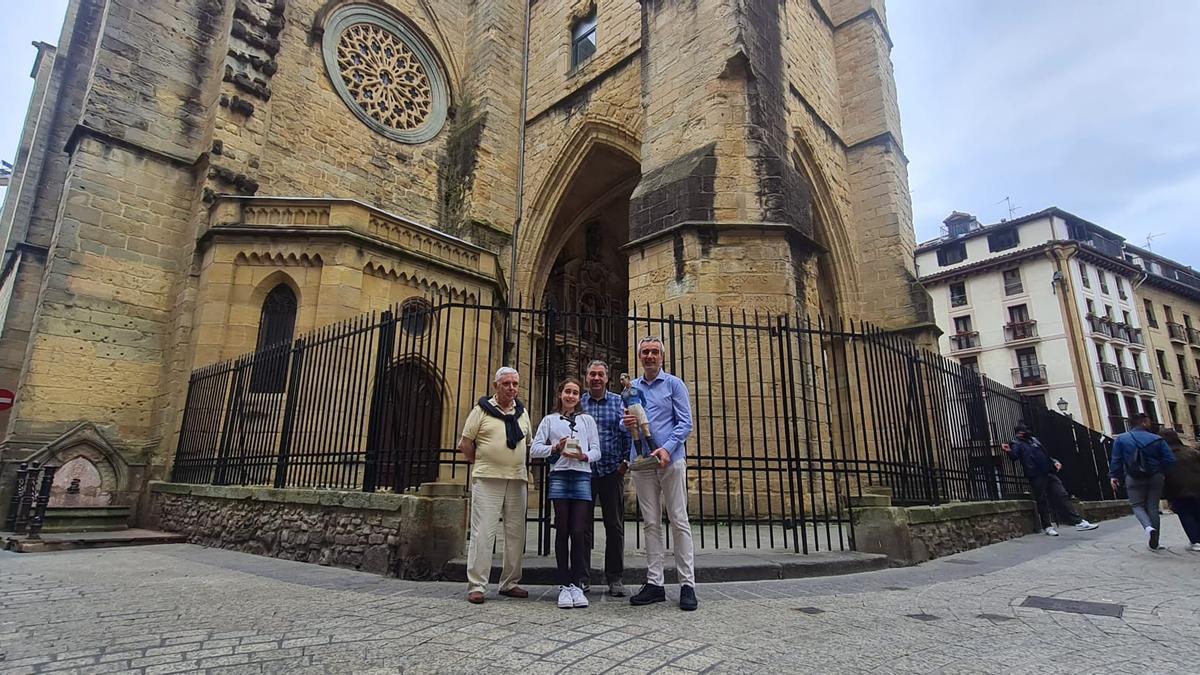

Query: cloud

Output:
[890, 0, 1200, 265]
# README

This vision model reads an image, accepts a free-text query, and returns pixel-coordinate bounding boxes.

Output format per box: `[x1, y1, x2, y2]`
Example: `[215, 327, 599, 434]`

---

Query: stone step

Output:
[443, 549, 889, 585]
[42, 506, 132, 533]
[3, 528, 187, 553]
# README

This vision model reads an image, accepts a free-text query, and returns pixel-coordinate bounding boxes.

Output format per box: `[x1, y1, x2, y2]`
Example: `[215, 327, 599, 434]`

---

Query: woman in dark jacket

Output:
[1161, 428, 1200, 551]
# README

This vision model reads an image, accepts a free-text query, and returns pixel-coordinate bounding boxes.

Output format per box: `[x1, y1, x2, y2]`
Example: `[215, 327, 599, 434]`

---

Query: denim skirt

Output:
[548, 469, 592, 501]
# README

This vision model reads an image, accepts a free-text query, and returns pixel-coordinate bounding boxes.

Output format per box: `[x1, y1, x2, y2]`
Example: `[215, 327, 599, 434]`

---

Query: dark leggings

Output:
[554, 499, 592, 587]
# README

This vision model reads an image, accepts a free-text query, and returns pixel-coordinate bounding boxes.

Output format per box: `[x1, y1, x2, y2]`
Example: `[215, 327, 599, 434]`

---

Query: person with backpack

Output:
[1002, 424, 1099, 536]
[1109, 412, 1177, 550]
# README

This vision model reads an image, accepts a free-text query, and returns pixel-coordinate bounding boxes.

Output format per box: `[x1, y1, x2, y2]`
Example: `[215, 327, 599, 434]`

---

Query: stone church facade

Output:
[0, 0, 931, 525]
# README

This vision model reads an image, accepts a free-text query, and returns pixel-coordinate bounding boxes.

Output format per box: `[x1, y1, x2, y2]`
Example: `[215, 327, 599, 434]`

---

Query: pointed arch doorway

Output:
[531, 143, 640, 391]
[367, 359, 443, 491]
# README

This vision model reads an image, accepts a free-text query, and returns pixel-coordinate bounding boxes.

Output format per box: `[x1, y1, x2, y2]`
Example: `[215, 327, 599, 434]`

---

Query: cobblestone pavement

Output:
[2, 516, 1199, 674]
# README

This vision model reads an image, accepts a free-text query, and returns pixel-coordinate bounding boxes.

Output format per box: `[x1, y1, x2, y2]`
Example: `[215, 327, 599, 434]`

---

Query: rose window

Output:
[322, 6, 449, 144]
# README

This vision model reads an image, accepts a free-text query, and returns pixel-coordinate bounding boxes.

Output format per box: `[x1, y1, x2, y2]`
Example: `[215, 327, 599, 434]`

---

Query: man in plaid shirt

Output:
[582, 359, 632, 597]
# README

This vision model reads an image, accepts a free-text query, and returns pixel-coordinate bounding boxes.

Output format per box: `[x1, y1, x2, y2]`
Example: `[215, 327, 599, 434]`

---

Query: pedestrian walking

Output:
[1110, 412, 1176, 550]
[1001, 424, 1099, 536]
[530, 377, 601, 609]
[1160, 428, 1200, 552]
[622, 336, 698, 611]
[581, 360, 632, 597]
[458, 367, 533, 604]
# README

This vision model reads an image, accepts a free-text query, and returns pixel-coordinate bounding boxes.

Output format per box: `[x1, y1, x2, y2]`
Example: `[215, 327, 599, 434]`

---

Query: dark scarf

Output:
[477, 397, 527, 449]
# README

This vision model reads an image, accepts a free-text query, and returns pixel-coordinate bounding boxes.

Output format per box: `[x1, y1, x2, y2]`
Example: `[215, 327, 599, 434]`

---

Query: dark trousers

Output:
[1170, 496, 1200, 544]
[554, 499, 591, 587]
[585, 471, 625, 584]
[1030, 474, 1082, 528]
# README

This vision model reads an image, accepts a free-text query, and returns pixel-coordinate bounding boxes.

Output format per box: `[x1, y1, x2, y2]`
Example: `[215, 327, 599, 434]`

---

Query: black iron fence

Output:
[172, 299, 1116, 553]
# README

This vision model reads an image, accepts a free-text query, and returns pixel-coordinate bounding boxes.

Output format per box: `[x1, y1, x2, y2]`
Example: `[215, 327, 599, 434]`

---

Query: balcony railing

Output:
[1087, 314, 1112, 338]
[1168, 322, 1187, 343]
[1120, 367, 1139, 388]
[949, 331, 980, 352]
[1110, 322, 1130, 344]
[1161, 368, 1173, 382]
[1127, 326, 1144, 346]
[1011, 364, 1048, 388]
[1099, 362, 1120, 384]
[1139, 371, 1155, 392]
[1189, 327, 1200, 346]
[1185, 375, 1200, 394]
[1004, 320, 1038, 342]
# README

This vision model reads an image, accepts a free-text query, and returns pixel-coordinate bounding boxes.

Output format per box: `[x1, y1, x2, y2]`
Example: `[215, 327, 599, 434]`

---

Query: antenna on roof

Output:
[995, 196, 1019, 220]
[1144, 232, 1165, 250]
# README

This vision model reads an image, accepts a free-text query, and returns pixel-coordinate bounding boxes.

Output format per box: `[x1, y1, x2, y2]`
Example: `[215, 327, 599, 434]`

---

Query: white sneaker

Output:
[558, 586, 574, 609]
[1075, 520, 1099, 531]
[569, 584, 588, 608]
[1044, 527, 1059, 536]
[1190, 543, 1200, 552]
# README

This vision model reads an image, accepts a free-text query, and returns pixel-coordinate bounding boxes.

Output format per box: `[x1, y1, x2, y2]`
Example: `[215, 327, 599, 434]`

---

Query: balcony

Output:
[1120, 367, 1139, 388]
[1087, 314, 1112, 339]
[1110, 322, 1130, 344]
[1168, 322, 1187, 343]
[949, 331, 980, 352]
[1011, 364, 1048, 388]
[1139, 371, 1156, 392]
[1161, 368, 1173, 382]
[1185, 375, 1200, 395]
[1190, 327, 1200, 346]
[1099, 362, 1120, 385]
[1003, 320, 1038, 343]
[1127, 326, 1145, 347]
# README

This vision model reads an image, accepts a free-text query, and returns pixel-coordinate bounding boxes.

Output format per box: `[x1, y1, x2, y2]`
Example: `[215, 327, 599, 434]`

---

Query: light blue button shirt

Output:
[628, 370, 693, 464]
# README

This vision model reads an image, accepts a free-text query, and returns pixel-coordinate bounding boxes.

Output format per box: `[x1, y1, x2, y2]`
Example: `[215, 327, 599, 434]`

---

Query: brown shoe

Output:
[467, 591, 485, 604]
[498, 587, 529, 599]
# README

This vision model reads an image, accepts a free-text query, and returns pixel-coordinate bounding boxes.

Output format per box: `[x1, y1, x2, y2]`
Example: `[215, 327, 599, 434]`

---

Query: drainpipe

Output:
[508, 0, 533, 304]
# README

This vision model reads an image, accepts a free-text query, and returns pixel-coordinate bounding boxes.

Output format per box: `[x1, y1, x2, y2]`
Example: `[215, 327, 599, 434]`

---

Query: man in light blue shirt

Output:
[622, 336, 697, 611]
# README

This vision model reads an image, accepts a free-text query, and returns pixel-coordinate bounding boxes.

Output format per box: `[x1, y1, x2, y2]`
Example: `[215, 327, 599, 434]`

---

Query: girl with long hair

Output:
[530, 377, 601, 608]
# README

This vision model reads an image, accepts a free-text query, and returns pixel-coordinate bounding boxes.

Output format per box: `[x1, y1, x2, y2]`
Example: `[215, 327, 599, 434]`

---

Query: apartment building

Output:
[1123, 245, 1200, 442]
[916, 208, 1156, 437]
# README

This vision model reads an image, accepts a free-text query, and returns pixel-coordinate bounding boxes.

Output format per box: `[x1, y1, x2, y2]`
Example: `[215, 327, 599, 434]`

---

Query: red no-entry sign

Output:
[0, 389, 14, 411]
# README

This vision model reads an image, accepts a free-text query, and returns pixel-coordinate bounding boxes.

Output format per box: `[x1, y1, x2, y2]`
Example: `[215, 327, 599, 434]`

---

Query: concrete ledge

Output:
[1077, 499, 1129, 523]
[4, 528, 187, 553]
[444, 550, 889, 585]
[148, 481, 430, 512]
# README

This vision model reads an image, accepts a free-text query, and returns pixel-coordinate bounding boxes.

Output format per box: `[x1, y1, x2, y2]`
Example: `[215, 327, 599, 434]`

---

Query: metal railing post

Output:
[25, 464, 58, 539]
[363, 312, 396, 493]
[273, 340, 306, 489]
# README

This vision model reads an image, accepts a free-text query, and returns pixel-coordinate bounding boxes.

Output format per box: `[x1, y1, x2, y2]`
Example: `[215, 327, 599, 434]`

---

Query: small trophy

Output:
[621, 373, 662, 472]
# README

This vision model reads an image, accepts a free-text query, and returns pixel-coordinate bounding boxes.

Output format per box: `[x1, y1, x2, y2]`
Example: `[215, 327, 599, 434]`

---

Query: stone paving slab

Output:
[1, 514, 1198, 673]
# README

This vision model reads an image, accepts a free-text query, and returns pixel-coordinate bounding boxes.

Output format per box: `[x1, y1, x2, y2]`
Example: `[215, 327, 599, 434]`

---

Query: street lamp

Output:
[1056, 397, 1072, 418]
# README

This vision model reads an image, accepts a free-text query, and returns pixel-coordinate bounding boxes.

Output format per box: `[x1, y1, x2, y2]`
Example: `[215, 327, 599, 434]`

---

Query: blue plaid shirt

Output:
[583, 390, 630, 477]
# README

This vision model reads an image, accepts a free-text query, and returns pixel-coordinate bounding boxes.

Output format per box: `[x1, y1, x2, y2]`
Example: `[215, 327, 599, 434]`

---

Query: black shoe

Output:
[1149, 528, 1161, 550]
[679, 585, 698, 611]
[580, 581, 591, 594]
[629, 583, 666, 606]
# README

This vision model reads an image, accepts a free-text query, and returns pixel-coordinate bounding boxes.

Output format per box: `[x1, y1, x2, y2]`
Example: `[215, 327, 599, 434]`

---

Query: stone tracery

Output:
[335, 23, 433, 133]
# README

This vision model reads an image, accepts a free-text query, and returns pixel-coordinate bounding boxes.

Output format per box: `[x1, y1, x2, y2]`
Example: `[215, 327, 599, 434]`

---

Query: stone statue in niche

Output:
[48, 456, 110, 507]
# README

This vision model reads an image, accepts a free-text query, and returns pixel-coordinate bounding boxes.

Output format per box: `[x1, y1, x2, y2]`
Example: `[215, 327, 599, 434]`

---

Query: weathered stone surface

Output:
[854, 499, 1040, 565]
[146, 482, 465, 579]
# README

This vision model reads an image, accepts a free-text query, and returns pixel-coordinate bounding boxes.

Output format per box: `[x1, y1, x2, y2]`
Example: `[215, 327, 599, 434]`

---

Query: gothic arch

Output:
[519, 116, 641, 300]
[791, 129, 861, 318]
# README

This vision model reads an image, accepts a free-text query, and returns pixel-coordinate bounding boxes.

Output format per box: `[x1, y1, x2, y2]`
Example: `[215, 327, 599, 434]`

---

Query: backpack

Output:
[1125, 435, 1154, 479]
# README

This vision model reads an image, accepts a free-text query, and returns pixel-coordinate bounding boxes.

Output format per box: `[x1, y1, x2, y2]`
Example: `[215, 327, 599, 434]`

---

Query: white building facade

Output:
[916, 208, 1156, 437]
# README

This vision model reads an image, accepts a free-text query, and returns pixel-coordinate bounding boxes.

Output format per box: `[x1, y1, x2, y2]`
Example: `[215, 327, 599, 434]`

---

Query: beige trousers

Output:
[632, 459, 696, 586]
[466, 477, 528, 593]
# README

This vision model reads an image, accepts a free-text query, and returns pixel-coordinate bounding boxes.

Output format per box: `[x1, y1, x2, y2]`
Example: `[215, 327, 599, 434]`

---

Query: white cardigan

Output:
[530, 413, 601, 473]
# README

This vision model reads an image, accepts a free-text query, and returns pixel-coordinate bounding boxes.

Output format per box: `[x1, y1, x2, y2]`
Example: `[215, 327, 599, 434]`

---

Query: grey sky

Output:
[1, 2, 1197, 267]
[889, 0, 1200, 266]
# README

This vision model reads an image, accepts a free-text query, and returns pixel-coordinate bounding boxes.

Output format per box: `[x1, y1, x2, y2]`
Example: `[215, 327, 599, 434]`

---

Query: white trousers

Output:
[632, 459, 696, 586]
[466, 477, 528, 593]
